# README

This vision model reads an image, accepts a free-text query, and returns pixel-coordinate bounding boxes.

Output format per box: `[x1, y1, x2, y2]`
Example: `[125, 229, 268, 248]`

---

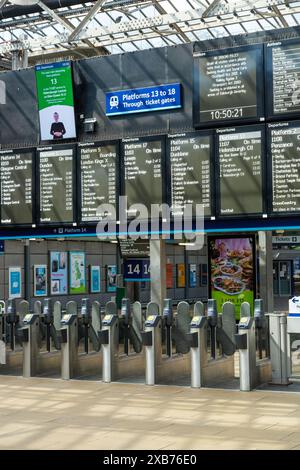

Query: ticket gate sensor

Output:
[235, 316, 257, 391]
[42, 298, 60, 352]
[190, 302, 207, 388]
[207, 299, 218, 359]
[101, 301, 118, 383]
[142, 302, 161, 385]
[21, 313, 40, 378]
[61, 301, 78, 380]
[163, 299, 173, 357]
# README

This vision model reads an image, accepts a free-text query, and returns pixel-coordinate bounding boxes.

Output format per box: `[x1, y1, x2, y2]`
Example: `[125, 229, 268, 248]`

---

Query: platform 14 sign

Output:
[124, 259, 150, 282]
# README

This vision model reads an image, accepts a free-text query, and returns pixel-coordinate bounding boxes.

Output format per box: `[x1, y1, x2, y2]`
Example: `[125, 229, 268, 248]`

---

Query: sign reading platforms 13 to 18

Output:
[106, 84, 181, 116]
[35, 61, 76, 141]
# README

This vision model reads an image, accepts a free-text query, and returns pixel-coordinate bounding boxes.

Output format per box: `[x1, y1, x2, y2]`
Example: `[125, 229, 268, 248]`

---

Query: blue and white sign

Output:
[106, 83, 182, 116]
[124, 259, 150, 282]
[9, 267, 22, 299]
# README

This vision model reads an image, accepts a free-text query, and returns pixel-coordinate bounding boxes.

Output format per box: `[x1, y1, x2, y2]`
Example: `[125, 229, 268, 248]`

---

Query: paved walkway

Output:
[0, 375, 300, 450]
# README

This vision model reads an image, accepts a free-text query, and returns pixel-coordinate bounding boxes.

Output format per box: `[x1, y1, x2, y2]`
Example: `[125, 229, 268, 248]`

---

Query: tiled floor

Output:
[0, 375, 300, 450]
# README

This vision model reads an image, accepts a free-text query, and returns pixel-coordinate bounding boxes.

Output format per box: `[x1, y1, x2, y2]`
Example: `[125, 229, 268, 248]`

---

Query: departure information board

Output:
[217, 126, 264, 216]
[168, 132, 212, 216]
[79, 142, 117, 222]
[119, 238, 150, 258]
[38, 145, 75, 224]
[194, 45, 263, 126]
[122, 137, 164, 215]
[266, 40, 300, 118]
[0, 148, 34, 225]
[269, 121, 300, 213]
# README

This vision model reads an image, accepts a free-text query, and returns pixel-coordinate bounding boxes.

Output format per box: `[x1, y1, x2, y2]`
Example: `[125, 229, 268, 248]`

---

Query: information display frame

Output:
[36, 143, 77, 226]
[267, 119, 300, 217]
[215, 124, 267, 219]
[0, 147, 36, 227]
[77, 140, 120, 225]
[166, 130, 215, 219]
[265, 38, 300, 121]
[120, 134, 167, 219]
[194, 44, 265, 128]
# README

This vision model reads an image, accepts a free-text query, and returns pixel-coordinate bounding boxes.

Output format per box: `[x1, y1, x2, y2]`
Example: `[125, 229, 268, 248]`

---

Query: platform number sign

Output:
[124, 259, 150, 282]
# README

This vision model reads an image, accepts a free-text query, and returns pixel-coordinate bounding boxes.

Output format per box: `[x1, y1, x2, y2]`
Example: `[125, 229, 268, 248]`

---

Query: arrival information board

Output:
[267, 41, 300, 117]
[79, 142, 117, 222]
[217, 127, 264, 216]
[123, 138, 163, 214]
[269, 122, 300, 213]
[38, 146, 74, 224]
[194, 45, 263, 126]
[169, 133, 211, 216]
[0, 148, 34, 225]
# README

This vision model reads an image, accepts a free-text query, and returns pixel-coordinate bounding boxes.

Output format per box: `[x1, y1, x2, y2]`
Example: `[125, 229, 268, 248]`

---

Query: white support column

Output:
[258, 231, 274, 313]
[150, 239, 167, 314]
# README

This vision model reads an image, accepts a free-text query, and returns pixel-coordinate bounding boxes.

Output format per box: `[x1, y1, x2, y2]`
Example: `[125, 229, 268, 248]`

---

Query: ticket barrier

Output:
[189, 300, 236, 388]
[22, 298, 63, 377]
[142, 300, 194, 385]
[101, 299, 144, 383]
[60, 299, 103, 380]
[0, 299, 29, 374]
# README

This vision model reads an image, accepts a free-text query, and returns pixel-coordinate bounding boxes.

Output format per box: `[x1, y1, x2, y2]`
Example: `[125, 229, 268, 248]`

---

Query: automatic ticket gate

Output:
[101, 299, 144, 383]
[21, 298, 62, 377]
[0, 299, 29, 374]
[60, 299, 103, 380]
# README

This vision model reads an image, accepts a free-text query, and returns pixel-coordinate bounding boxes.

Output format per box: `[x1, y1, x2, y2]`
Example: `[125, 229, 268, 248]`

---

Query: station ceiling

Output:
[1, 0, 300, 69]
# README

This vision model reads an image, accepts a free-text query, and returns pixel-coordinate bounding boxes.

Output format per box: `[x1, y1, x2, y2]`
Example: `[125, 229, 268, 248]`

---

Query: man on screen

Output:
[50, 112, 66, 139]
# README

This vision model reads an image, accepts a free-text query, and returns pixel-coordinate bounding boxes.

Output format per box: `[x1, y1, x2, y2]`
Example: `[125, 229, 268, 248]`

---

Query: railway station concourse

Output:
[1, 0, 300, 454]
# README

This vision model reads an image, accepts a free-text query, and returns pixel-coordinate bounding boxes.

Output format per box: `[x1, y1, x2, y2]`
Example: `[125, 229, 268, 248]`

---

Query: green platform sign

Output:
[35, 61, 76, 141]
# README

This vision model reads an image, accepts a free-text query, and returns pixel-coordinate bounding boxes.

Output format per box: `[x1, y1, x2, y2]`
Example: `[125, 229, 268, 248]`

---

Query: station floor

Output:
[1, 375, 300, 450]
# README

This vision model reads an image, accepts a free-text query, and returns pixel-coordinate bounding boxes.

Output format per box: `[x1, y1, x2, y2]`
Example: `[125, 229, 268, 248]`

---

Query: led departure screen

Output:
[123, 138, 163, 214]
[0, 148, 34, 225]
[169, 133, 211, 216]
[267, 40, 300, 117]
[119, 238, 150, 258]
[217, 127, 264, 216]
[195, 45, 263, 126]
[269, 122, 300, 213]
[38, 146, 74, 224]
[79, 142, 117, 222]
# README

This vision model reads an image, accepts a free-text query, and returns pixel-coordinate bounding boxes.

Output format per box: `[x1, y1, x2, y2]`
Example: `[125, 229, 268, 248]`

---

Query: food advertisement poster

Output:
[34, 265, 47, 297]
[69, 252, 86, 294]
[50, 251, 68, 295]
[208, 236, 255, 318]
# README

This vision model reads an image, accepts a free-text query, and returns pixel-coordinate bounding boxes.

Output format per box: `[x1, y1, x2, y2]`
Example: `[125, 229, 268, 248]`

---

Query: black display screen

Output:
[38, 145, 75, 224]
[269, 121, 300, 214]
[266, 40, 300, 118]
[119, 238, 150, 258]
[79, 142, 117, 222]
[123, 137, 164, 215]
[168, 132, 212, 217]
[0, 148, 34, 225]
[194, 45, 264, 126]
[217, 126, 264, 216]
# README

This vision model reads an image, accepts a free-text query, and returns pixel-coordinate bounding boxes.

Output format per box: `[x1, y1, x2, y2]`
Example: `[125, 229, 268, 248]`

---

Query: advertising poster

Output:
[177, 263, 186, 288]
[189, 264, 197, 288]
[35, 61, 76, 141]
[209, 236, 255, 318]
[107, 265, 117, 292]
[34, 265, 47, 297]
[69, 252, 86, 295]
[166, 264, 173, 289]
[50, 251, 68, 295]
[8, 267, 21, 299]
[90, 266, 101, 294]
